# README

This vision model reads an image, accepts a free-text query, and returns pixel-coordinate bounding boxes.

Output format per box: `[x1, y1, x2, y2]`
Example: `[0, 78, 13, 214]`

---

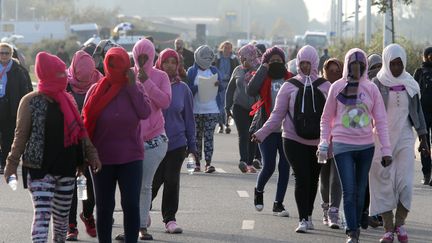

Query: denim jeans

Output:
[334, 146, 375, 232]
[256, 132, 290, 202]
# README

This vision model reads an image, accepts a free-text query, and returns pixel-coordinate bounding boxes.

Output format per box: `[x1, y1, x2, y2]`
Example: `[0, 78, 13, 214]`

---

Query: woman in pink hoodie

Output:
[127, 38, 172, 241]
[319, 48, 392, 243]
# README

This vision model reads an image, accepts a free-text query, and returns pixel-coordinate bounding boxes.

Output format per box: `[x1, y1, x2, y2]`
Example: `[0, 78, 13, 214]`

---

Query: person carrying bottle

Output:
[4, 51, 101, 243]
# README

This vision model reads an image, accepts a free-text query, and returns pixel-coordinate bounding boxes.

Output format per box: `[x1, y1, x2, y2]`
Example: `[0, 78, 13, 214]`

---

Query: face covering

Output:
[268, 62, 286, 79]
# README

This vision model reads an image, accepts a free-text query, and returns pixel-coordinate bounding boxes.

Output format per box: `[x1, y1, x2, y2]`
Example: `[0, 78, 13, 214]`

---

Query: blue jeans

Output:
[256, 132, 290, 202]
[334, 147, 374, 232]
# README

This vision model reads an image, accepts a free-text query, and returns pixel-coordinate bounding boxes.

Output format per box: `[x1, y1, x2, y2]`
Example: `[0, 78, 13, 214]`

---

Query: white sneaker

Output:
[306, 216, 315, 230]
[328, 207, 340, 229]
[296, 219, 308, 233]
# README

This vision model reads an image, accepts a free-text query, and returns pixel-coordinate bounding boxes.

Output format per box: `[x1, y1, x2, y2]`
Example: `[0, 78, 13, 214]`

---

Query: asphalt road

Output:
[1, 128, 431, 243]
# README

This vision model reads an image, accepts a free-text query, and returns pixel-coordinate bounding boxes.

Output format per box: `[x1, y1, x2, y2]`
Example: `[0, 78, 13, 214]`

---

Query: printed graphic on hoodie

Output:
[341, 93, 371, 128]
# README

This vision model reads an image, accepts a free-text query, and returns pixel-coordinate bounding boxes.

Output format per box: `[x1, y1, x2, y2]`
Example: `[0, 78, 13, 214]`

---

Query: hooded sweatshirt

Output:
[133, 39, 172, 141]
[254, 45, 330, 146]
[320, 48, 391, 156]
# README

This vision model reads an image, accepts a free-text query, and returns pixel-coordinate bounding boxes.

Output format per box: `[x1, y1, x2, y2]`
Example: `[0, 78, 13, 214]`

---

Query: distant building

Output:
[0, 21, 68, 45]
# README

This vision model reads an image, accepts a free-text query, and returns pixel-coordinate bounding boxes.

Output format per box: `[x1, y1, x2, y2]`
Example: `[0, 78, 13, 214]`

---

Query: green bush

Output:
[328, 33, 423, 74]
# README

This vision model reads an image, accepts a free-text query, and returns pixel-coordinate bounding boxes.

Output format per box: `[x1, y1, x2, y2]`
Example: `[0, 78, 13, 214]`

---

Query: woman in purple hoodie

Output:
[151, 48, 197, 234]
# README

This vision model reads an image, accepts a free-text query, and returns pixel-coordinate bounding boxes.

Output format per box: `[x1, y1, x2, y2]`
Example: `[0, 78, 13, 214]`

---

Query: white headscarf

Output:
[377, 44, 420, 97]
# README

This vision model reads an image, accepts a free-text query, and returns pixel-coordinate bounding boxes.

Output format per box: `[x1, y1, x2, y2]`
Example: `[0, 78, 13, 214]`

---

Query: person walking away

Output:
[65, 50, 103, 240]
[4, 51, 101, 243]
[247, 46, 293, 217]
[187, 45, 222, 173]
[252, 45, 331, 233]
[319, 58, 343, 229]
[225, 44, 261, 173]
[318, 49, 330, 76]
[413, 46, 432, 186]
[369, 44, 429, 243]
[319, 48, 392, 243]
[215, 41, 239, 134]
[83, 47, 152, 243]
[0, 42, 32, 174]
[151, 48, 197, 234]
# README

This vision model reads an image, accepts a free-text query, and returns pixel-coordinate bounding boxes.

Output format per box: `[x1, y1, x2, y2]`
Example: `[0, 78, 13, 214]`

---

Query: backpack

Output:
[418, 68, 432, 112]
[288, 78, 328, 139]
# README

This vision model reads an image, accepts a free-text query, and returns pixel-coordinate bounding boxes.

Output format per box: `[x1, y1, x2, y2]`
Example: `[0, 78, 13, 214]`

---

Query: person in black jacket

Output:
[413, 46, 432, 186]
[0, 42, 32, 174]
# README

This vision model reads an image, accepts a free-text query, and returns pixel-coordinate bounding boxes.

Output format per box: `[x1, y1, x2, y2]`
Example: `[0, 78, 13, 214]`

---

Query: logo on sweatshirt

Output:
[342, 103, 370, 128]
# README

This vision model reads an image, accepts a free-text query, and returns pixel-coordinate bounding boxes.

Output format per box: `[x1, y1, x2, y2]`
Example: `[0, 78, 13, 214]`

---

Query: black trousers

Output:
[283, 138, 322, 221]
[0, 118, 15, 168]
[420, 111, 432, 177]
[152, 146, 186, 223]
[232, 105, 256, 165]
[69, 167, 95, 225]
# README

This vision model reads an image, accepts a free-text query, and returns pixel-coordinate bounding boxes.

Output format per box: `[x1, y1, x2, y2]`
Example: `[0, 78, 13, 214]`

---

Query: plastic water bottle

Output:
[186, 154, 196, 175]
[7, 174, 17, 191]
[76, 175, 88, 200]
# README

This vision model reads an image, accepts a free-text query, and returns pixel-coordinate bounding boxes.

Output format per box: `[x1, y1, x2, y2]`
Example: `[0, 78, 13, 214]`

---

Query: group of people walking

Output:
[0, 35, 431, 243]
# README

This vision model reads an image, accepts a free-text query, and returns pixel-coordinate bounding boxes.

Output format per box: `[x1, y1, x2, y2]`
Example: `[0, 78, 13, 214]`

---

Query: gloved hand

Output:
[316, 142, 329, 164]
[418, 134, 430, 157]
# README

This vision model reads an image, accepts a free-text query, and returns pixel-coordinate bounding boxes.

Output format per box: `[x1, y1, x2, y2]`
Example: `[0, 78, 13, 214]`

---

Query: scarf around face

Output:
[82, 47, 130, 139]
[35, 52, 86, 147]
[377, 43, 420, 98]
[155, 48, 181, 83]
[68, 50, 102, 95]
[194, 45, 215, 70]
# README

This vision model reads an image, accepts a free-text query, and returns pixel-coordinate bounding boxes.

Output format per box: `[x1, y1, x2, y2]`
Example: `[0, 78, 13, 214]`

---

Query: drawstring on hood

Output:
[294, 45, 319, 113]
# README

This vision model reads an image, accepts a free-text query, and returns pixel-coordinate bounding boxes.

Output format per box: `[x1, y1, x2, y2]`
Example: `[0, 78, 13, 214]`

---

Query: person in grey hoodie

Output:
[225, 44, 260, 173]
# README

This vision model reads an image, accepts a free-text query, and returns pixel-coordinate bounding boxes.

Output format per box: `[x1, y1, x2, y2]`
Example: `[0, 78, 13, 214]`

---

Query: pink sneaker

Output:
[395, 226, 408, 243]
[379, 231, 394, 243]
[165, 220, 183, 234]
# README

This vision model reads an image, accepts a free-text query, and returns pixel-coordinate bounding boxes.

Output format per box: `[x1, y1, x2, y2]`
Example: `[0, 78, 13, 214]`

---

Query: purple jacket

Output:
[90, 84, 151, 165]
[163, 82, 197, 153]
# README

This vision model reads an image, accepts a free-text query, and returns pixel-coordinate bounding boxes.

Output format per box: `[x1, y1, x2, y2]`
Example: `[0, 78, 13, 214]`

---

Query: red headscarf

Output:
[82, 47, 130, 139]
[35, 52, 86, 147]
[155, 48, 181, 83]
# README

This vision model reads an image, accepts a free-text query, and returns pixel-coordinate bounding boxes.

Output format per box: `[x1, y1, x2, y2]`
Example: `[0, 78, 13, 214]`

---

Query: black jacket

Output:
[0, 61, 32, 120]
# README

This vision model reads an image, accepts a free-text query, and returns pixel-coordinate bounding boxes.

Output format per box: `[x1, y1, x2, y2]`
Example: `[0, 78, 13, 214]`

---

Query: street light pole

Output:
[354, 0, 359, 41]
[15, 0, 18, 21]
[365, 0, 372, 46]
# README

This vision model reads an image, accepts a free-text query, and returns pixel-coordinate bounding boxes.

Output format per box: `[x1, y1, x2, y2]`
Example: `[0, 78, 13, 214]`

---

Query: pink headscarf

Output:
[155, 48, 181, 83]
[36, 52, 86, 147]
[238, 44, 260, 69]
[295, 45, 319, 82]
[67, 50, 103, 94]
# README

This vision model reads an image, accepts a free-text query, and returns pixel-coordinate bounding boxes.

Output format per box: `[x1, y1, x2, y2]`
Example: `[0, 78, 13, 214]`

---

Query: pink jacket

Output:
[320, 48, 391, 156]
[133, 39, 172, 141]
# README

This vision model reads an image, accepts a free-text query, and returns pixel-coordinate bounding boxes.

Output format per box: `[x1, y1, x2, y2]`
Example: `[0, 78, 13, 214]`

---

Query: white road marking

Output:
[237, 190, 249, 198]
[215, 168, 226, 173]
[242, 220, 255, 230]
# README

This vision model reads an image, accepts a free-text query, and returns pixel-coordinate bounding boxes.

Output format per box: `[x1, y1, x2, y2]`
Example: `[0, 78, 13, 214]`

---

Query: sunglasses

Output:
[0, 52, 10, 55]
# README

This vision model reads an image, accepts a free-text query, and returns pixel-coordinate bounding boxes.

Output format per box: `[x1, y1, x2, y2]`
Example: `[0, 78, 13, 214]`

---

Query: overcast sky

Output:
[304, 0, 373, 22]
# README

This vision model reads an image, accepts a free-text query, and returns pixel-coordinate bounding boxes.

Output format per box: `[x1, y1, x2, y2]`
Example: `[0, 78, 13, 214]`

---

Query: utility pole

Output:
[15, 0, 18, 21]
[365, 0, 372, 46]
[383, 0, 393, 47]
[355, 0, 359, 41]
[337, 0, 343, 42]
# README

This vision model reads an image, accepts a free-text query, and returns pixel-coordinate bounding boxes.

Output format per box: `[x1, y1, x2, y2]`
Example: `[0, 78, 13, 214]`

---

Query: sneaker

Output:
[295, 219, 308, 233]
[322, 203, 329, 226]
[379, 231, 394, 243]
[238, 161, 248, 173]
[328, 207, 340, 229]
[139, 228, 153, 240]
[346, 230, 359, 243]
[218, 124, 224, 133]
[194, 163, 201, 172]
[114, 233, 125, 241]
[395, 226, 408, 243]
[165, 220, 183, 234]
[225, 126, 231, 134]
[80, 213, 97, 237]
[254, 188, 263, 211]
[246, 165, 257, 173]
[252, 159, 261, 170]
[272, 202, 289, 217]
[421, 173, 431, 185]
[204, 165, 215, 173]
[66, 224, 78, 241]
[306, 216, 314, 230]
